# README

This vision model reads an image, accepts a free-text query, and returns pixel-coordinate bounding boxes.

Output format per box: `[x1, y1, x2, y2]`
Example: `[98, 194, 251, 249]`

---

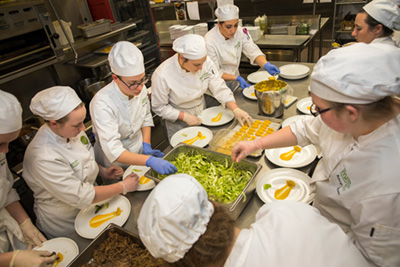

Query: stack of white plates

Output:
[279, 64, 310, 80]
[194, 23, 208, 36]
[169, 25, 188, 40]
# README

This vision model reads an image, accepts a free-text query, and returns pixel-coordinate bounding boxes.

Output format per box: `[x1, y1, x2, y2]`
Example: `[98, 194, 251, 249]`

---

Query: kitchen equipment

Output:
[84, 81, 105, 101]
[279, 64, 310, 80]
[77, 77, 97, 100]
[144, 144, 262, 220]
[0, 0, 65, 84]
[78, 19, 112, 38]
[254, 80, 292, 118]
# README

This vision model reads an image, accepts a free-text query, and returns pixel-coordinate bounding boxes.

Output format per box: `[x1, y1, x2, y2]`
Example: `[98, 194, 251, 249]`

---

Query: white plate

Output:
[33, 237, 79, 267]
[284, 95, 298, 108]
[123, 165, 155, 191]
[242, 85, 257, 100]
[279, 64, 310, 80]
[247, 71, 278, 84]
[256, 168, 314, 204]
[75, 195, 131, 239]
[282, 115, 313, 128]
[170, 126, 213, 148]
[265, 145, 317, 168]
[296, 97, 312, 114]
[199, 106, 234, 126]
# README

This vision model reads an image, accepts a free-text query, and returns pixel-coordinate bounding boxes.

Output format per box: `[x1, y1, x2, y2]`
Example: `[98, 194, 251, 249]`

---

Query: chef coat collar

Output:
[42, 123, 73, 147]
[174, 54, 194, 75]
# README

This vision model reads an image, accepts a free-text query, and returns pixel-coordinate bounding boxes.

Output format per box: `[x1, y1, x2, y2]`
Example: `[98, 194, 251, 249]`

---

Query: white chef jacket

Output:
[0, 154, 26, 253]
[23, 125, 98, 238]
[204, 26, 265, 77]
[371, 36, 398, 46]
[225, 201, 368, 267]
[290, 114, 400, 266]
[392, 30, 400, 47]
[151, 54, 235, 139]
[90, 81, 154, 168]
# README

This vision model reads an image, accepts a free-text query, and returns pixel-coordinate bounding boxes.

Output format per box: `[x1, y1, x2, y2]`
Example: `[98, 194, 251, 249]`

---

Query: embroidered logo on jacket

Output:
[70, 160, 79, 169]
[80, 136, 89, 145]
[200, 72, 210, 82]
[234, 41, 241, 48]
[336, 168, 351, 195]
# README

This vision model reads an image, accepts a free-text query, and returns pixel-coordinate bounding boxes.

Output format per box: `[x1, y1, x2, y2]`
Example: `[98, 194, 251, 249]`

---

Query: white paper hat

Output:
[215, 4, 239, 22]
[108, 41, 145, 77]
[364, 0, 400, 30]
[172, 34, 207, 60]
[30, 86, 82, 121]
[0, 90, 22, 134]
[310, 42, 400, 104]
[138, 174, 214, 263]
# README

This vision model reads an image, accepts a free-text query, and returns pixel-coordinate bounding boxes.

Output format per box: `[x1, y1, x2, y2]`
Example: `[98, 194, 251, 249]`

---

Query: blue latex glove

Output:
[146, 156, 177, 175]
[264, 62, 280, 75]
[143, 142, 164, 158]
[236, 76, 250, 89]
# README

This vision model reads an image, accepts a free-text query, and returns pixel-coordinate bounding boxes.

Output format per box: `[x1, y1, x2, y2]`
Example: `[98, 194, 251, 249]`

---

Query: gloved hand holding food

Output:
[264, 62, 280, 75]
[119, 173, 139, 194]
[19, 218, 46, 248]
[143, 142, 164, 158]
[233, 108, 252, 127]
[231, 139, 262, 162]
[146, 156, 177, 175]
[10, 250, 57, 267]
[182, 113, 202, 126]
[236, 76, 250, 89]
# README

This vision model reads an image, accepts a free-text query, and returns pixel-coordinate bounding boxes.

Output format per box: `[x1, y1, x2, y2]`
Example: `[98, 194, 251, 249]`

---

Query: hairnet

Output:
[138, 174, 214, 263]
[364, 0, 400, 30]
[172, 34, 207, 60]
[310, 43, 400, 104]
[215, 4, 239, 22]
[108, 41, 145, 77]
[0, 90, 22, 134]
[30, 86, 82, 121]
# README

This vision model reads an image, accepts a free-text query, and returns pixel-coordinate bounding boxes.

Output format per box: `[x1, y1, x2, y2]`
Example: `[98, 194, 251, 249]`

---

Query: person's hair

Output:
[171, 204, 236, 267]
[359, 10, 394, 37]
[45, 102, 85, 125]
[328, 96, 395, 121]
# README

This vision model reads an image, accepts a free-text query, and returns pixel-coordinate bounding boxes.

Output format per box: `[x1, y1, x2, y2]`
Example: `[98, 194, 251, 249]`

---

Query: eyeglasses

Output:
[117, 75, 149, 90]
[310, 103, 332, 117]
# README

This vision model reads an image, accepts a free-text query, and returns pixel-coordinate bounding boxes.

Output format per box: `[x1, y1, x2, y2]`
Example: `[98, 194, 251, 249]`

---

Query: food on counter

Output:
[90, 207, 122, 228]
[82, 231, 165, 267]
[280, 145, 302, 161]
[274, 180, 296, 200]
[255, 79, 287, 92]
[159, 152, 252, 204]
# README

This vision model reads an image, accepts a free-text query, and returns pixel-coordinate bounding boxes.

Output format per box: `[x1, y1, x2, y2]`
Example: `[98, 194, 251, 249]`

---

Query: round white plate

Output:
[33, 237, 79, 267]
[256, 168, 313, 204]
[75, 195, 131, 239]
[265, 145, 317, 168]
[242, 85, 257, 100]
[282, 115, 313, 128]
[247, 71, 278, 84]
[199, 106, 234, 126]
[170, 126, 213, 148]
[297, 97, 312, 114]
[123, 165, 155, 191]
[279, 64, 310, 80]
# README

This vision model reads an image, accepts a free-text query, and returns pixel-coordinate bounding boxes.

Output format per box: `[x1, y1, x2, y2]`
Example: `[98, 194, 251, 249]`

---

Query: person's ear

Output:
[374, 24, 383, 35]
[112, 74, 119, 82]
[345, 105, 359, 122]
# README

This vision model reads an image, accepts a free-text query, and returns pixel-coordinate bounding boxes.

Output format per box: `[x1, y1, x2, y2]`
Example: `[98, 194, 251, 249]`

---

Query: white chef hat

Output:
[172, 34, 207, 60]
[364, 0, 400, 30]
[0, 90, 22, 134]
[108, 41, 145, 77]
[138, 174, 214, 263]
[215, 4, 239, 22]
[30, 86, 82, 121]
[310, 42, 400, 104]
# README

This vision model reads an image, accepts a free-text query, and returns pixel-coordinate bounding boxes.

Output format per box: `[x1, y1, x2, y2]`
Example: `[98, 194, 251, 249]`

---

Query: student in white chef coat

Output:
[352, 0, 400, 46]
[137, 174, 368, 267]
[204, 4, 280, 91]
[151, 34, 252, 141]
[231, 43, 400, 266]
[90, 41, 177, 175]
[0, 90, 57, 267]
[23, 87, 139, 239]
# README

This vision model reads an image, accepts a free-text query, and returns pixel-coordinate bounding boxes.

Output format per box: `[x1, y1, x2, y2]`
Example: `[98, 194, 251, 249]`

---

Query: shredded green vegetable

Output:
[159, 152, 252, 204]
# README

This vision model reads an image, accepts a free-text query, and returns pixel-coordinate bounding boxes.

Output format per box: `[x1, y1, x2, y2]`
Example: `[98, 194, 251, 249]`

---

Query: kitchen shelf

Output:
[336, 1, 367, 4]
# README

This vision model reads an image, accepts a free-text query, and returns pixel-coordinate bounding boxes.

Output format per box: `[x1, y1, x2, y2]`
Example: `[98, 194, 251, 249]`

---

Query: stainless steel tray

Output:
[144, 144, 262, 220]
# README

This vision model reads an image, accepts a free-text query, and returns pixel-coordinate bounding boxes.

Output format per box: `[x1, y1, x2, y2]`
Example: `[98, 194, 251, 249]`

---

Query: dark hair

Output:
[45, 102, 85, 125]
[328, 96, 395, 121]
[359, 9, 394, 37]
[171, 204, 235, 267]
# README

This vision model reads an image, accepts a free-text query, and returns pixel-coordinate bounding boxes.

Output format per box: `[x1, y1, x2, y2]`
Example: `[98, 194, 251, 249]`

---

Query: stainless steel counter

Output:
[70, 61, 316, 252]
